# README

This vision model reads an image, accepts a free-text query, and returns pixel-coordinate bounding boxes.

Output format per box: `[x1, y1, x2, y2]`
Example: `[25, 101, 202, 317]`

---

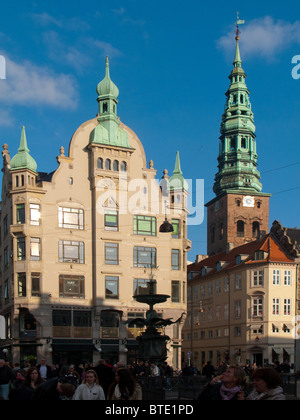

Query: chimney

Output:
[195, 254, 207, 263]
[226, 243, 234, 254]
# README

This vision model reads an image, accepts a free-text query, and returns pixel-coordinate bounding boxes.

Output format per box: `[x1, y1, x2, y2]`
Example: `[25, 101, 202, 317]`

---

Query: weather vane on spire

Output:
[235, 11, 245, 40]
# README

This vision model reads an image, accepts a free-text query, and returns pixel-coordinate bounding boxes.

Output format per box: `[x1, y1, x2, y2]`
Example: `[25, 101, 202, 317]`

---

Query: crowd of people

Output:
[0, 356, 294, 401]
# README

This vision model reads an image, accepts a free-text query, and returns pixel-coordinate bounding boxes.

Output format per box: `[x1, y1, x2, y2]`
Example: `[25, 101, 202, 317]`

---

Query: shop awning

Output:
[52, 340, 94, 352]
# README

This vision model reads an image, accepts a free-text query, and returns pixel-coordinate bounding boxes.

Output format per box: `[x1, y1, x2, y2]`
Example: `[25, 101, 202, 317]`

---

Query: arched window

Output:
[241, 137, 246, 148]
[103, 102, 108, 113]
[97, 158, 103, 169]
[120, 161, 127, 172]
[113, 160, 119, 171]
[237, 220, 245, 237]
[105, 159, 111, 170]
[211, 225, 215, 244]
[252, 221, 260, 238]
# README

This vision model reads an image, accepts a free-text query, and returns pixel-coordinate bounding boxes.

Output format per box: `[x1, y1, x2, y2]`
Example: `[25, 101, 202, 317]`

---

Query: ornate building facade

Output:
[0, 58, 190, 366]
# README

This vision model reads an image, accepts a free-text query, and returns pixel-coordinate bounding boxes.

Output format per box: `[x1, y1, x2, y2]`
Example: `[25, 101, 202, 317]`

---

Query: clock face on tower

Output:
[243, 195, 255, 207]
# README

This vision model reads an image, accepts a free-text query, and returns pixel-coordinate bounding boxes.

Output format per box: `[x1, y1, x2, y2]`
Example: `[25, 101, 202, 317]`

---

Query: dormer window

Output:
[254, 251, 266, 261]
[216, 262, 222, 271]
[201, 267, 207, 276]
[236, 255, 242, 265]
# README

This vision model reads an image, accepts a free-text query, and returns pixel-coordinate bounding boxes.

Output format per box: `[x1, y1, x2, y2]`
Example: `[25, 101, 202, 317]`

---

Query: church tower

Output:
[206, 21, 271, 255]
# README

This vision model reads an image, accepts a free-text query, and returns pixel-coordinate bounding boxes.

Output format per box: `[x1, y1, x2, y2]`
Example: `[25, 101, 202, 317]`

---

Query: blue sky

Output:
[1, 0, 300, 261]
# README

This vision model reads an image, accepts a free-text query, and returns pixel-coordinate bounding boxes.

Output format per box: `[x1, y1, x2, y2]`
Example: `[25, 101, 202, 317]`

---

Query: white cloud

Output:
[30, 12, 62, 28]
[0, 56, 78, 109]
[0, 108, 14, 126]
[93, 40, 123, 59]
[217, 16, 300, 59]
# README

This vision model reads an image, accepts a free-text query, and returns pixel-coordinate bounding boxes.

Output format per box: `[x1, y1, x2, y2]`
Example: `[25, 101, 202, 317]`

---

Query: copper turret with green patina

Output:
[213, 35, 262, 196]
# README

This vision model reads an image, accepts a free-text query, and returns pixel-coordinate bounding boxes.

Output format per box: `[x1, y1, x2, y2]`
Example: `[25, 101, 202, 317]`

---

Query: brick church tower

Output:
[205, 24, 271, 256]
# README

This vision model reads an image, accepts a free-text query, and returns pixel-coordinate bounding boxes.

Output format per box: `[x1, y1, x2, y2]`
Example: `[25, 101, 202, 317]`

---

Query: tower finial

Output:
[235, 11, 245, 40]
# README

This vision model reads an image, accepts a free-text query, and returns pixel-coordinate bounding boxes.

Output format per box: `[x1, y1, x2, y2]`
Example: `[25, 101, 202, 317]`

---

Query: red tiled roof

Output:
[188, 234, 295, 279]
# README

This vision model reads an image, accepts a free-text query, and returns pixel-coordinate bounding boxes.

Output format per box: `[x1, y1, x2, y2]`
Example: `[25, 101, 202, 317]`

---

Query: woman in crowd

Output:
[10, 367, 42, 400]
[72, 370, 105, 400]
[197, 365, 247, 401]
[245, 368, 285, 400]
[107, 368, 142, 400]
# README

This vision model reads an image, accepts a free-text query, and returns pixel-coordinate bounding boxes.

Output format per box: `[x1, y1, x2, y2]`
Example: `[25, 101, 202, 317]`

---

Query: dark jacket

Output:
[36, 364, 53, 380]
[0, 365, 14, 385]
[32, 377, 60, 400]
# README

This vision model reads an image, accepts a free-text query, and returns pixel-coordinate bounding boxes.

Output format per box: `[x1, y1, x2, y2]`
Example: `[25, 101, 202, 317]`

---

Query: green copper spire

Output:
[213, 27, 262, 196]
[169, 151, 188, 191]
[90, 57, 132, 149]
[10, 126, 37, 172]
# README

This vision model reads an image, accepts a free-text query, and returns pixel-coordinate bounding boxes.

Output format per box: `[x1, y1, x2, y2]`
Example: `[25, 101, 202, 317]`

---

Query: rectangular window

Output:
[73, 311, 91, 327]
[284, 299, 291, 315]
[133, 278, 155, 296]
[59, 275, 85, 298]
[17, 204, 25, 224]
[252, 270, 264, 287]
[4, 279, 9, 301]
[234, 300, 242, 318]
[224, 304, 229, 320]
[30, 238, 41, 261]
[3, 215, 8, 235]
[104, 210, 118, 231]
[52, 310, 72, 327]
[272, 270, 280, 285]
[4, 246, 9, 269]
[31, 273, 40, 297]
[17, 273, 26, 297]
[235, 274, 242, 290]
[105, 242, 119, 265]
[171, 249, 180, 270]
[171, 280, 180, 303]
[58, 207, 84, 230]
[133, 215, 156, 236]
[253, 297, 263, 316]
[273, 298, 280, 315]
[171, 219, 180, 238]
[133, 246, 156, 268]
[58, 240, 84, 263]
[30, 204, 40, 225]
[284, 270, 291, 286]
[17, 237, 26, 260]
[105, 276, 119, 299]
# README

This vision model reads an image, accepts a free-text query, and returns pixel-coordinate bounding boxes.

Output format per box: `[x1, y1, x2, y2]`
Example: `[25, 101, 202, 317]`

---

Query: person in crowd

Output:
[65, 365, 80, 387]
[9, 367, 43, 400]
[198, 365, 247, 401]
[32, 376, 76, 400]
[73, 370, 105, 400]
[202, 361, 215, 379]
[93, 359, 114, 398]
[36, 358, 53, 381]
[245, 368, 285, 400]
[107, 368, 142, 400]
[0, 359, 14, 400]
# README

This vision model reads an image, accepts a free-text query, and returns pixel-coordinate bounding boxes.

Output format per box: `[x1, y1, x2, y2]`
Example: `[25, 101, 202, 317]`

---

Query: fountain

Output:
[127, 274, 184, 363]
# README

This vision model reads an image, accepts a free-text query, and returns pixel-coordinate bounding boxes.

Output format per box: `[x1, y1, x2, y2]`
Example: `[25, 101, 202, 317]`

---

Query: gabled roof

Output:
[188, 232, 297, 281]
